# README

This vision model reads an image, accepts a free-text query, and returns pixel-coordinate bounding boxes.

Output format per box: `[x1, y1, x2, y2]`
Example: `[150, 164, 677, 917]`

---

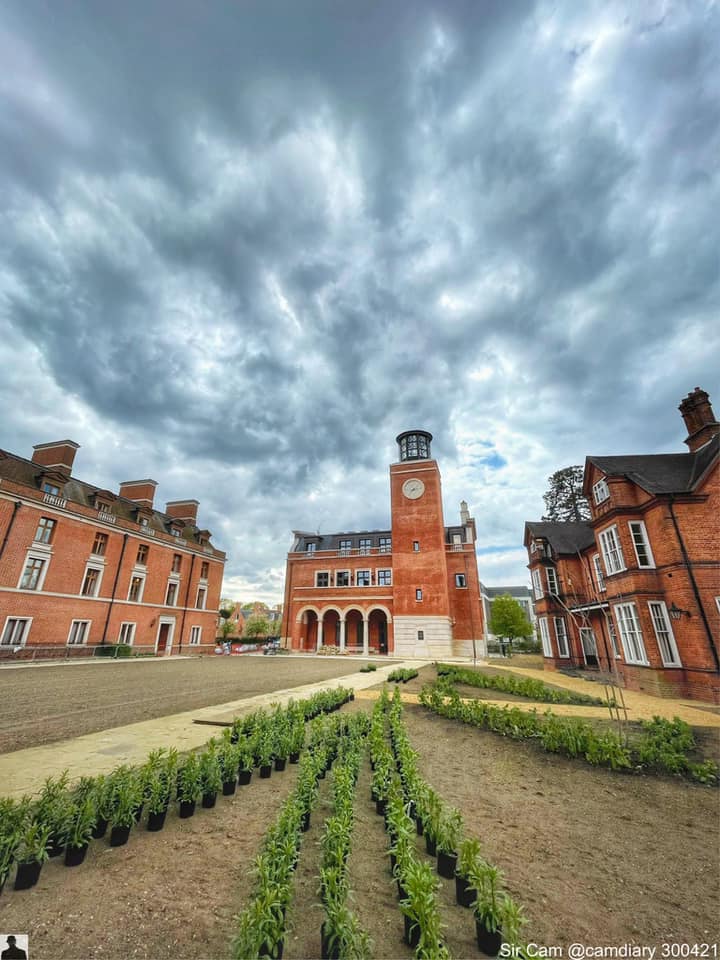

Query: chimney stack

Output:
[119, 479, 158, 509]
[165, 499, 199, 524]
[460, 500, 470, 524]
[679, 388, 719, 452]
[32, 440, 80, 476]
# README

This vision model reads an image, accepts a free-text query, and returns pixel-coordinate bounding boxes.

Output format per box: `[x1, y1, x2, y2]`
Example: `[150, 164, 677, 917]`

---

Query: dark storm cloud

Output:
[1, 0, 718, 595]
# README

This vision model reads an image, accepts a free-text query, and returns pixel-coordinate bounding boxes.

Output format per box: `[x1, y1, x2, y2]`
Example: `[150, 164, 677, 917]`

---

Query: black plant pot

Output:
[14, 860, 42, 890]
[147, 809, 168, 832]
[110, 825, 131, 847]
[47, 837, 64, 858]
[437, 850, 457, 879]
[259, 939, 283, 959]
[133, 804, 144, 823]
[289, 752, 300, 764]
[370, 787, 378, 802]
[238, 769, 252, 786]
[179, 800, 196, 818]
[375, 798, 387, 816]
[425, 834, 437, 856]
[389, 852, 397, 874]
[275, 757, 287, 772]
[202, 792, 217, 809]
[415, 816, 424, 837]
[92, 817, 108, 840]
[260, 764, 273, 779]
[476, 919, 503, 957]
[404, 916, 420, 949]
[318, 767, 327, 780]
[222, 779, 237, 796]
[64, 843, 89, 867]
[301, 811, 311, 832]
[396, 880, 407, 901]
[455, 873, 474, 908]
[321, 924, 341, 960]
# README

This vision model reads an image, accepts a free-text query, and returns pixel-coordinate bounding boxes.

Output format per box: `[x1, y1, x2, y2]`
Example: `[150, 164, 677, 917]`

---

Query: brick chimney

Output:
[165, 499, 199, 524]
[119, 479, 158, 508]
[32, 440, 80, 476]
[679, 388, 719, 452]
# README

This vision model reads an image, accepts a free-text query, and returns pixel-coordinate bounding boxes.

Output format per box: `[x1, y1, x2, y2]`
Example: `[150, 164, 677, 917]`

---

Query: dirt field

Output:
[2, 692, 718, 959]
[0, 656, 382, 754]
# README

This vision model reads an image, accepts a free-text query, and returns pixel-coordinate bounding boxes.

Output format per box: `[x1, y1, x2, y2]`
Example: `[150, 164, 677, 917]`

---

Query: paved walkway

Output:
[0, 660, 426, 799]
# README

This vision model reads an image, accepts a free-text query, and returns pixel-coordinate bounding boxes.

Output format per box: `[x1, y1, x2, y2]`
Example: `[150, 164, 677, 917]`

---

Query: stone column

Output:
[362, 618, 369, 657]
[339, 618, 346, 653]
[316, 618, 323, 652]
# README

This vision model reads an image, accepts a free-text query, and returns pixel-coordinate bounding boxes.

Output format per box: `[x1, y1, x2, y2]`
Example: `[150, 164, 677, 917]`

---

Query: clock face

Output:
[402, 478, 425, 500]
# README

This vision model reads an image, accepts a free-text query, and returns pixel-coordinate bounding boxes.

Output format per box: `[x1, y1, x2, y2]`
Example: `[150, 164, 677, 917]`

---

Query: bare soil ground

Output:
[0, 657, 383, 754]
[2, 673, 718, 958]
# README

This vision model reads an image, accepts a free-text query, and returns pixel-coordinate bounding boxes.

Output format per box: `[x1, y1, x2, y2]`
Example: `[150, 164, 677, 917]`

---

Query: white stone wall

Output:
[393, 615, 454, 658]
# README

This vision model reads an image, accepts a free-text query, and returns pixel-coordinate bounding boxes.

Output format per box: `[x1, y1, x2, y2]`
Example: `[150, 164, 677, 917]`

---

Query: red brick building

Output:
[282, 431, 484, 657]
[0, 439, 225, 658]
[524, 388, 720, 703]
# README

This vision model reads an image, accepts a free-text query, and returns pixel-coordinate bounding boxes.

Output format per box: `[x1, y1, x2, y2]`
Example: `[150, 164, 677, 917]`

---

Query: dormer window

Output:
[306, 542, 317, 554]
[593, 478, 610, 505]
[42, 482, 60, 496]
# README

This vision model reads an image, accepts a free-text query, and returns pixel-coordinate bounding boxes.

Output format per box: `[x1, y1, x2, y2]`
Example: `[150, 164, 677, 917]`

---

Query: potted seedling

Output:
[177, 753, 202, 818]
[14, 820, 50, 890]
[33, 773, 71, 859]
[399, 858, 448, 956]
[199, 746, 223, 808]
[274, 731, 290, 772]
[238, 744, 254, 786]
[470, 862, 505, 956]
[455, 837, 483, 907]
[109, 769, 141, 847]
[145, 753, 177, 832]
[498, 895, 528, 949]
[423, 793, 443, 857]
[322, 900, 372, 960]
[62, 795, 96, 866]
[257, 730, 274, 779]
[436, 807, 463, 878]
[91, 775, 115, 839]
[218, 740, 240, 796]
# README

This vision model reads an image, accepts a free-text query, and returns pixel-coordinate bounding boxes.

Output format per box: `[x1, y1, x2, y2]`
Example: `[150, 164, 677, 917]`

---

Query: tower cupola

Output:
[396, 430, 433, 462]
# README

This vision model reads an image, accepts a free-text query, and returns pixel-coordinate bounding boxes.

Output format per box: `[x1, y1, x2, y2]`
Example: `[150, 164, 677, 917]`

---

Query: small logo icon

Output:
[1, 934, 28, 960]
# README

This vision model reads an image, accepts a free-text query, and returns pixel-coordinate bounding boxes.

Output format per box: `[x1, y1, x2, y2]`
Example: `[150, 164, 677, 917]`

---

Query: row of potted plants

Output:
[231, 712, 368, 959]
[435, 663, 607, 706]
[0, 687, 355, 895]
[387, 668, 420, 684]
[385, 687, 528, 956]
[319, 720, 373, 960]
[419, 683, 719, 784]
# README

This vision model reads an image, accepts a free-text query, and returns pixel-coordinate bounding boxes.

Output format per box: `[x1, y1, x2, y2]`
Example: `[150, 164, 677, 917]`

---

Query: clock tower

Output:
[390, 430, 454, 657]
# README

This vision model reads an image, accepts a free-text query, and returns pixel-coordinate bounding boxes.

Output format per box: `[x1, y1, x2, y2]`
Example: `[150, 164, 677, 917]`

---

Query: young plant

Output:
[437, 807, 463, 855]
[62, 796, 96, 849]
[177, 753, 202, 803]
[399, 857, 449, 959]
[470, 861, 505, 933]
[109, 768, 142, 828]
[199, 746, 223, 796]
[16, 820, 50, 865]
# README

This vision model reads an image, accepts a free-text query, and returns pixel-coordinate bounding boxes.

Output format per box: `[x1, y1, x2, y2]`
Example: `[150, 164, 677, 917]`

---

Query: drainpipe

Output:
[178, 553, 196, 655]
[668, 496, 719, 673]
[101, 533, 128, 646]
[282, 555, 294, 650]
[0, 500, 22, 562]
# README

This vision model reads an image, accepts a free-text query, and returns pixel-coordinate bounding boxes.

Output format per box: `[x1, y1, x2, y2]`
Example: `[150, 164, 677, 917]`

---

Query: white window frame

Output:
[415, 588, 423, 601]
[165, 580, 179, 606]
[379, 537, 392, 554]
[18, 551, 50, 591]
[80, 562, 104, 598]
[189, 625, 202, 645]
[546, 567, 559, 594]
[647, 601, 682, 667]
[67, 619, 91, 646]
[599, 525, 625, 575]
[628, 520, 655, 569]
[356, 569, 371, 587]
[412, 541, 420, 552]
[92, 531, 109, 556]
[338, 540, 352, 556]
[1, 616, 32, 647]
[377, 568, 392, 586]
[358, 539, 372, 556]
[606, 617, 621, 658]
[593, 478, 610, 505]
[613, 603, 648, 665]
[592, 554, 605, 593]
[34, 516, 56, 544]
[118, 622, 136, 645]
[196, 586, 207, 610]
[305, 542, 317, 554]
[136, 543, 149, 567]
[455, 573, 467, 588]
[531, 568, 544, 600]
[315, 571, 330, 588]
[538, 617, 552, 657]
[127, 572, 146, 603]
[335, 570, 350, 587]
[554, 617, 569, 657]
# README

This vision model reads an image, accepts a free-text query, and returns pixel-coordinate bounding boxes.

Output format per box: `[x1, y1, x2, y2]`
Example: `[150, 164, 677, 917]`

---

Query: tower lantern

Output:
[396, 430, 433, 462]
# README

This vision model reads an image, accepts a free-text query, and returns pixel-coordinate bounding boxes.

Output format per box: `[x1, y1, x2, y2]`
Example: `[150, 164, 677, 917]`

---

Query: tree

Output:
[489, 595, 534, 642]
[541, 465, 590, 522]
[243, 615, 271, 639]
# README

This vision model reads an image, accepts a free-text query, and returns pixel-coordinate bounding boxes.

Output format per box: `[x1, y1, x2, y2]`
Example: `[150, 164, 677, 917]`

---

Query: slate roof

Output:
[524, 521, 596, 554]
[586, 433, 718, 495]
[480, 583, 533, 599]
[293, 530, 391, 551]
[0, 448, 209, 544]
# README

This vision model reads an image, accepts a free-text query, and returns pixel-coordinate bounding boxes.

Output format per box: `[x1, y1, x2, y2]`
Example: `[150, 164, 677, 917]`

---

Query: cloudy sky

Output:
[1, 1, 718, 606]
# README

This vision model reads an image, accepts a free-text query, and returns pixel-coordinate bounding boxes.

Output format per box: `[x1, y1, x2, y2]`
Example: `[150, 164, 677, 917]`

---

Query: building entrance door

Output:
[157, 623, 170, 654]
[580, 628, 599, 667]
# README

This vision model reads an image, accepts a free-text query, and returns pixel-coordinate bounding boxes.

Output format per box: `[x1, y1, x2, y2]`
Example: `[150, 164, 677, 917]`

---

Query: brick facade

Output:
[0, 441, 225, 659]
[524, 388, 720, 703]
[282, 431, 484, 657]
